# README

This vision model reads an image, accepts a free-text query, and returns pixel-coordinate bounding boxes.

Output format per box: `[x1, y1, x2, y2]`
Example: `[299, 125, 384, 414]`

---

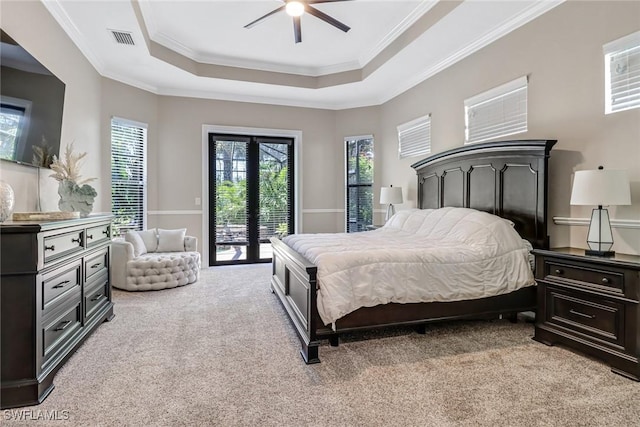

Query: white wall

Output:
[0, 0, 105, 213]
[378, 0, 640, 254]
[2, 0, 639, 257]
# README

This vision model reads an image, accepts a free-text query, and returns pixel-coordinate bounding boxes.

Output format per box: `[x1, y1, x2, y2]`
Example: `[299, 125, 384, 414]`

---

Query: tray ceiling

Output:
[43, 0, 564, 109]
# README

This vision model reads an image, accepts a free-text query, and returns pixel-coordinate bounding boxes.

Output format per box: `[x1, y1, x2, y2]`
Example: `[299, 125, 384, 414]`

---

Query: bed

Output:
[270, 139, 556, 363]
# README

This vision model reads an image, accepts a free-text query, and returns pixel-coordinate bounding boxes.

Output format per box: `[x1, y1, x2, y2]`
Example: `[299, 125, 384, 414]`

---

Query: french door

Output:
[209, 134, 294, 266]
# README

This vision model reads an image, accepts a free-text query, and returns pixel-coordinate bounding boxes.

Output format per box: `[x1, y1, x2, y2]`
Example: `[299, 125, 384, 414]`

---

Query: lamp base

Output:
[585, 249, 615, 257]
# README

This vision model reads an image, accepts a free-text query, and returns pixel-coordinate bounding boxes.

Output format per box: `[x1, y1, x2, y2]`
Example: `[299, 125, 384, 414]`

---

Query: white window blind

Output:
[398, 114, 431, 158]
[464, 76, 528, 144]
[604, 31, 640, 114]
[111, 117, 147, 236]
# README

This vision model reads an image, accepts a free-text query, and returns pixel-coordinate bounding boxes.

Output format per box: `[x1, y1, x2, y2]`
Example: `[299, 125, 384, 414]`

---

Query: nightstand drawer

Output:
[545, 285, 624, 348]
[545, 260, 624, 294]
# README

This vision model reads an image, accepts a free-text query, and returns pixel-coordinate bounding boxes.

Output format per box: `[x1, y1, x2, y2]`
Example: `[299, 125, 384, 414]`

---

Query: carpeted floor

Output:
[6, 264, 640, 426]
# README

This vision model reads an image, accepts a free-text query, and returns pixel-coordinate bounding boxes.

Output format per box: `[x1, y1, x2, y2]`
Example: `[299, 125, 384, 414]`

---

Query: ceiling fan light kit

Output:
[245, 0, 352, 44]
[286, 1, 305, 17]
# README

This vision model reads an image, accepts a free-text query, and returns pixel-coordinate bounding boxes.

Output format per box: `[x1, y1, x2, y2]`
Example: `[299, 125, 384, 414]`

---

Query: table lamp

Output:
[570, 166, 631, 257]
[380, 185, 403, 222]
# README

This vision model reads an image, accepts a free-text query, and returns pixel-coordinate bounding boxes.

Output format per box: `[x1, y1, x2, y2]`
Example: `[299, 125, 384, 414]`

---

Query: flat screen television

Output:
[0, 29, 65, 168]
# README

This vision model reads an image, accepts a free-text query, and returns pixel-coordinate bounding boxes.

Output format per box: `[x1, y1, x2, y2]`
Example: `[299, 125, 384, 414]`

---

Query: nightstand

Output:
[532, 248, 640, 381]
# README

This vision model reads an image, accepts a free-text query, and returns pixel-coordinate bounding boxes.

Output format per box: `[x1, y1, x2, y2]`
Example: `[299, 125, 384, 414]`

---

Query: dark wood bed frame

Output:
[270, 139, 557, 363]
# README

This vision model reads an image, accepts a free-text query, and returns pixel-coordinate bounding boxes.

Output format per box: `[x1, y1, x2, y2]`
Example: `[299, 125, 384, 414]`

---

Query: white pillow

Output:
[137, 228, 158, 253]
[157, 228, 186, 252]
[124, 231, 147, 257]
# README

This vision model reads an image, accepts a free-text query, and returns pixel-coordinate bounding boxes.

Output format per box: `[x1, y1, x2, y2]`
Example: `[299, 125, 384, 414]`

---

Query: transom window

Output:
[464, 76, 528, 144]
[604, 31, 640, 114]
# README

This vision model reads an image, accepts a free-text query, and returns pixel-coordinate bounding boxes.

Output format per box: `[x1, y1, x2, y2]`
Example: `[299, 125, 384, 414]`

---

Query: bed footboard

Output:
[270, 237, 321, 364]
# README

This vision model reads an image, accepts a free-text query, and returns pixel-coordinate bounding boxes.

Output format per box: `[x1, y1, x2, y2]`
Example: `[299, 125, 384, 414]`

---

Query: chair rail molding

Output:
[553, 217, 640, 229]
[148, 210, 203, 215]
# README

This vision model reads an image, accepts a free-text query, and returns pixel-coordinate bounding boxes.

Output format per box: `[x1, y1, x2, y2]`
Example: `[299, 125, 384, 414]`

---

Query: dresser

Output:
[0, 215, 115, 408]
[532, 248, 640, 380]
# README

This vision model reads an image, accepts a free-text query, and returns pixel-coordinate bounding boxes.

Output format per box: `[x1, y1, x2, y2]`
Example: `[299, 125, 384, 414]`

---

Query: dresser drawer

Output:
[86, 223, 111, 247]
[544, 260, 624, 295]
[42, 299, 82, 361]
[544, 284, 625, 348]
[85, 280, 110, 321]
[42, 259, 82, 311]
[43, 230, 84, 264]
[84, 248, 109, 283]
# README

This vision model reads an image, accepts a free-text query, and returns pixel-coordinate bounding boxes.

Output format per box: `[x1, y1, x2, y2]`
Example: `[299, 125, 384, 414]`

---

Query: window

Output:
[345, 136, 373, 233]
[111, 117, 147, 236]
[604, 31, 640, 114]
[464, 76, 528, 144]
[398, 114, 431, 158]
[0, 96, 32, 162]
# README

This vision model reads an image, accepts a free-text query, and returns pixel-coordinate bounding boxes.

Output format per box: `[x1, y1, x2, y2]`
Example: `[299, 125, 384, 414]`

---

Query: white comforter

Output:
[283, 207, 535, 326]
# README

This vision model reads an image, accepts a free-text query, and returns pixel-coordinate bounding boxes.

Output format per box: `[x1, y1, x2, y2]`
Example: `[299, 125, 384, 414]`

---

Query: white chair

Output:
[111, 228, 200, 291]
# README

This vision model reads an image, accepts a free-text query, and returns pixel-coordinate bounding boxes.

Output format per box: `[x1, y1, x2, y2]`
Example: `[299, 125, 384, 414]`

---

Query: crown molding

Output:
[136, 0, 434, 78]
[358, 0, 438, 68]
[41, 0, 105, 73]
[378, 0, 565, 104]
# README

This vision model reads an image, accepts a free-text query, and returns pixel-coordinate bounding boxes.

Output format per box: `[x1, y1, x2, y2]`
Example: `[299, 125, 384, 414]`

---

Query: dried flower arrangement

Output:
[49, 142, 96, 185]
[49, 142, 97, 216]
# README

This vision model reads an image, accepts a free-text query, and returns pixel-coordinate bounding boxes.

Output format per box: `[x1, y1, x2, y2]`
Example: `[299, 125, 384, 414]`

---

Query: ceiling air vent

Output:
[110, 30, 135, 46]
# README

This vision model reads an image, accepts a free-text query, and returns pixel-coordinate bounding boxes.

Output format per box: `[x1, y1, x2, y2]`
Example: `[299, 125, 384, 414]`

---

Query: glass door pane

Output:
[214, 138, 248, 263]
[257, 139, 293, 260]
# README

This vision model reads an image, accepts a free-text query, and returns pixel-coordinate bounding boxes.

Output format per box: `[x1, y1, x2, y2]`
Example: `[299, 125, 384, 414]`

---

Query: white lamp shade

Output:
[380, 187, 403, 205]
[570, 169, 631, 206]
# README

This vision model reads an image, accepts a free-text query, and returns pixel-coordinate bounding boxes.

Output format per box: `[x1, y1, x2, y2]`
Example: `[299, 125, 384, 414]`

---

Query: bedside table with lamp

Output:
[532, 167, 640, 380]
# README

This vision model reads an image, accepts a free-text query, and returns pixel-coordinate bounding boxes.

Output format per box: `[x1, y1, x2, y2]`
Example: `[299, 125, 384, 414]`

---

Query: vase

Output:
[0, 180, 15, 222]
[58, 179, 97, 217]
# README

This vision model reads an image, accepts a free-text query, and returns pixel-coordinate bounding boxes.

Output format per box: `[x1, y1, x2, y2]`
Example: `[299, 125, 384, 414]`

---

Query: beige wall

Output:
[0, 0, 104, 213]
[379, 0, 640, 254]
[2, 1, 638, 257]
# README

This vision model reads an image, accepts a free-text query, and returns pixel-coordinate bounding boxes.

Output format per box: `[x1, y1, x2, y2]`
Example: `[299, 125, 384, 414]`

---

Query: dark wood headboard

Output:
[411, 140, 556, 249]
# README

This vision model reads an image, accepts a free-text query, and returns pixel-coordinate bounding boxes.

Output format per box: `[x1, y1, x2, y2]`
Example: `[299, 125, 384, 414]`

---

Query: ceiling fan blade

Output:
[305, 5, 350, 33]
[244, 5, 286, 29]
[293, 16, 302, 43]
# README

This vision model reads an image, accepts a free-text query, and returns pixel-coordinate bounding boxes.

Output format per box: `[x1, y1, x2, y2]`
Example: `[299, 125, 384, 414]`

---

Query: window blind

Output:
[398, 115, 431, 158]
[111, 117, 147, 236]
[604, 31, 640, 114]
[464, 76, 528, 144]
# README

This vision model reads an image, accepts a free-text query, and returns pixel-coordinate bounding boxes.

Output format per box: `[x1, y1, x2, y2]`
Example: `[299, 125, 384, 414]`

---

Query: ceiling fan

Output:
[244, 0, 353, 44]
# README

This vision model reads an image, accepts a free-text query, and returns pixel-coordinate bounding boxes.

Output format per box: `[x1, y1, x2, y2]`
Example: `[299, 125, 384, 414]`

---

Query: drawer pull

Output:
[569, 309, 595, 319]
[601, 277, 610, 284]
[554, 269, 563, 275]
[53, 320, 72, 331]
[71, 237, 82, 244]
[44, 245, 56, 252]
[90, 294, 103, 302]
[102, 229, 110, 236]
[52, 280, 70, 289]
[90, 263, 101, 269]
[87, 234, 94, 240]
